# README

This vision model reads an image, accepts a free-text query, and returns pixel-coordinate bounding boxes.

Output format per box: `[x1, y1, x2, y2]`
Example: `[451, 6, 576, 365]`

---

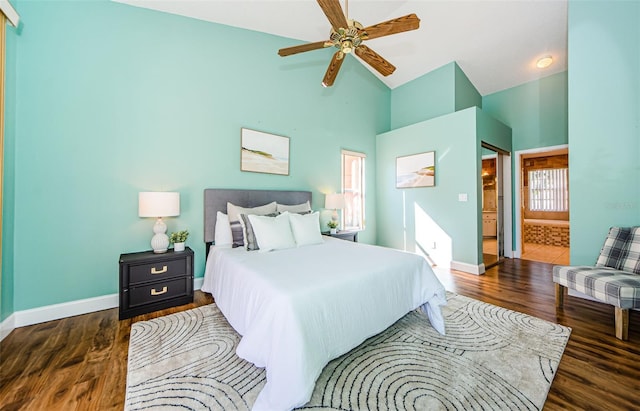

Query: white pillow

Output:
[239, 212, 279, 251]
[276, 201, 311, 214]
[248, 212, 296, 253]
[214, 211, 233, 246]
[227, 201, 277, 223]
[289, 212, 323, 247]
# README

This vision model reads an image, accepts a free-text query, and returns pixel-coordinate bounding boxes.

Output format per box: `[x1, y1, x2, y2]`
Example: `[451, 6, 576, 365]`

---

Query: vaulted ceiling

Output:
[115, 0, 568, 95]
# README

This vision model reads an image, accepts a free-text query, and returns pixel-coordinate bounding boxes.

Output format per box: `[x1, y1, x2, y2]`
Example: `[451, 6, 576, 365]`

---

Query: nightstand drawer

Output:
[129, 259, 186, 284]
[128, 277, 188, 308]
[119, 247, 194, 320]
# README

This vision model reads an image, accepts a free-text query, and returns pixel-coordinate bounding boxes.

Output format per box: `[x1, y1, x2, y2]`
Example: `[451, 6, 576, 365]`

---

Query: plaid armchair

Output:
[553, 226, 640, 340]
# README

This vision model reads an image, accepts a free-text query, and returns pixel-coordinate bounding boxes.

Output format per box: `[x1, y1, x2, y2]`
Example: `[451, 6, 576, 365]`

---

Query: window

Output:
[341, 150, 365, 230]
[528, 168, 568, 212]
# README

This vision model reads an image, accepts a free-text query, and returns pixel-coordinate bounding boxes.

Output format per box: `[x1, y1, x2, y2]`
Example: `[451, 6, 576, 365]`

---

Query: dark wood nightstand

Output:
[119, 247, 194, 320]
[322, 230, 359, 242]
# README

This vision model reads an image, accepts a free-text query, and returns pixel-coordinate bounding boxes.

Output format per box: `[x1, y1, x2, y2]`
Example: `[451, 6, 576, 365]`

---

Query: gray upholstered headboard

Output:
[204, 188, 312, 250]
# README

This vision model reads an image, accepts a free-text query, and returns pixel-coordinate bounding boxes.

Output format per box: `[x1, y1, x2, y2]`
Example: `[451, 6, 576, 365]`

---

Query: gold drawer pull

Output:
[151, 286, 168, 296]
[151, 266, 168, 275]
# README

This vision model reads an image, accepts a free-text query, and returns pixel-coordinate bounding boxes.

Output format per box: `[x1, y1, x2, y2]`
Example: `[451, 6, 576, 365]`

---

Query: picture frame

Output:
[396, 151, 436, 188]
[241, 128, 290, 176]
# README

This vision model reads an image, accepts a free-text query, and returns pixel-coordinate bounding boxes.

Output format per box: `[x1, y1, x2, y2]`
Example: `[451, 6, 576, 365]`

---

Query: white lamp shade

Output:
[138, 192, 180, 217]
[325, 193, 345, 210]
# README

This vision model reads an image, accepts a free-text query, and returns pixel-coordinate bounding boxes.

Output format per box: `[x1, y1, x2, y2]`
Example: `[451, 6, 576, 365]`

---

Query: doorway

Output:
[481, 144, 509, 268]
[515, 145, 570, 265]
[481, 154, 500, 266]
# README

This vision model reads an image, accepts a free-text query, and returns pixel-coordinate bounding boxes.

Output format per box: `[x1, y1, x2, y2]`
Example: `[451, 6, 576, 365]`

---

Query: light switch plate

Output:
[458, 193, 468, 202]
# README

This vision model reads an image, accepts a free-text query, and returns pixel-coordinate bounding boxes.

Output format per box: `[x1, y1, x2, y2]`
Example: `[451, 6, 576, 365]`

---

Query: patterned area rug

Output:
[125, 293, 571, 410]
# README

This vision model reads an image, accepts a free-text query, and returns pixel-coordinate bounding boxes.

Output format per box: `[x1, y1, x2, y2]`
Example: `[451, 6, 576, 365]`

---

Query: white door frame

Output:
[502, 152, 512, 258]
[513, 144, 569, 258]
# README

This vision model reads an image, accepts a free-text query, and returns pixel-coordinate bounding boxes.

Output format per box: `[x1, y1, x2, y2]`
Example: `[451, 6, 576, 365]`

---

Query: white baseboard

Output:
[450, 261, 485, 275]
[14, 293, 120, 328]
[3, 277, 206, 337]
[194, 277, 203, 290]
[0, 313, 16, 342]
[513, 249, 522, 259]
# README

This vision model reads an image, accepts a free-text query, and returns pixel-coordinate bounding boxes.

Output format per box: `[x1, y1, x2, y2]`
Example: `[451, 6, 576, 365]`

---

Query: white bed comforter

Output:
[202, 237, 447, 411]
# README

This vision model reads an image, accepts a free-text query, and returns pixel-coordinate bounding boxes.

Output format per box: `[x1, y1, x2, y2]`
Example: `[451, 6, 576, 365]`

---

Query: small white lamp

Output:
[138, 192, 180, 253]
[325, 193, 345, 228]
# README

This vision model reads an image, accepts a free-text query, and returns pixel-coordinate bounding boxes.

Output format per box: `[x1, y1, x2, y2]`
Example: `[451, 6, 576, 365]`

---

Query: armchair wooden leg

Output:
[615, 307, 629, 341]
[555, 283, 565, 309]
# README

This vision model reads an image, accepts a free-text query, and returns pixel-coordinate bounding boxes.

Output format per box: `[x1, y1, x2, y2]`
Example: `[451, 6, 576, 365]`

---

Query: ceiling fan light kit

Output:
[278, 0, 420, 87]
[330, 22, 363, 54]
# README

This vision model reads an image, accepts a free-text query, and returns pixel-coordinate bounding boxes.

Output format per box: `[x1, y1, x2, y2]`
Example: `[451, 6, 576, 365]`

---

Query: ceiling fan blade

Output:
[354, 45, 396, 76]
[317, 0, 349, 32]
[278, 41, 332, 57]
[322, 51, 345, 87]
[362, 14, 420, 41]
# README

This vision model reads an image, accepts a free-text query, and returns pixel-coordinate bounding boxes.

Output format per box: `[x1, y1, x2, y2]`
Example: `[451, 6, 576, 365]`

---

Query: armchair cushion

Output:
[595, 226, 640, 274]
[620, 227, 640, 274]
[553, 265, 640, 309]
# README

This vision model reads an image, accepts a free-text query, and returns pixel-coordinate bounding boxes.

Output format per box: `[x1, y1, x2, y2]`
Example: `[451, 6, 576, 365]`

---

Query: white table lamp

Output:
[139, 192, 180, 253]
[325, 193, 345, 225]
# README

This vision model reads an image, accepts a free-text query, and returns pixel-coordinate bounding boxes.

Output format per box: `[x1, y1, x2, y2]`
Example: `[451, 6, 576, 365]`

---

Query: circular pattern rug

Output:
[125, 292, 571, 410]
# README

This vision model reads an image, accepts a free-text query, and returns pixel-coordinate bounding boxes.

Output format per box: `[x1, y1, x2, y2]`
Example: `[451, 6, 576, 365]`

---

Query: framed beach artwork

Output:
[396, 151, 436, 188]
[241, 128, 290, 176]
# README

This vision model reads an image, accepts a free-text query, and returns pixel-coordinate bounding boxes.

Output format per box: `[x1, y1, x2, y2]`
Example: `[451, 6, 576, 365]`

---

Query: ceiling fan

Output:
[278, 0, 420, 87]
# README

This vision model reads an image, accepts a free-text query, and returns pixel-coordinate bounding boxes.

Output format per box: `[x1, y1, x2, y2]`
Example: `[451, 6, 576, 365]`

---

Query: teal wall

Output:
[1, 17, 18, 323]
[568, 0, 640, 264]
[482, 72, 568, 253]
[476, 109, 513, 152]
[454, 64, 482, 112]
[377, 109, 477, 265]
[475, 109, 512, 259]
[390, 62, 481, 130]
[482, 72, 568, 152]
[390, 63, 455, 130]
[4, 0, 390, 312]
[382, 61, 504, 269]
[376, 107, 510, 267]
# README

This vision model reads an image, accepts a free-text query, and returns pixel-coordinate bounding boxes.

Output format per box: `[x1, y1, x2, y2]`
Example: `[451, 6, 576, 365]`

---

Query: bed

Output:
[202, 188, 447, 411]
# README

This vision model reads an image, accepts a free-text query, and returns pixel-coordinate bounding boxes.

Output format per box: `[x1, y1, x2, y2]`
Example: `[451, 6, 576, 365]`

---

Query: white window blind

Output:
[341, 150, 366, 230]
[528, 168, 568, 212]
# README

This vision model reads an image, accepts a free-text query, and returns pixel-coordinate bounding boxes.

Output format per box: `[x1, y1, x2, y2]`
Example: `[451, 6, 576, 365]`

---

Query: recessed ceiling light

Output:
[536, 56, 553, 69]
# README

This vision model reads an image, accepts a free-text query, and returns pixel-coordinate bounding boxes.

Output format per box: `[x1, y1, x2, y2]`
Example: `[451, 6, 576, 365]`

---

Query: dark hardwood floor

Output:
[1, 258, 638, 410]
